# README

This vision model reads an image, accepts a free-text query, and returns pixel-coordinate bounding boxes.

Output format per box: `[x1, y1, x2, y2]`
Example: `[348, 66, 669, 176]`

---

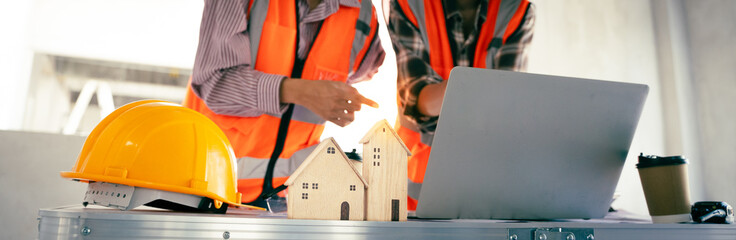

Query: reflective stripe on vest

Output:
[477, 0, 528, 69]
[235, 144, 318, 201]
[184, 0, 379, 203]
[350, 0, 378, 73]
[236, 144, 318, 180]
[407, 178, 422, 200]
[395, 0, 530, 210]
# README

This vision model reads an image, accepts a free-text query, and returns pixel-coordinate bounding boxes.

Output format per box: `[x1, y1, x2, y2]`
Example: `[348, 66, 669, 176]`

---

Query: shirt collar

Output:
[443, 0, 488, 22]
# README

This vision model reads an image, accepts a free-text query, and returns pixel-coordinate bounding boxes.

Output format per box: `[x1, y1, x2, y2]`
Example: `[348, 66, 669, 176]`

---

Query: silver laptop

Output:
[415, 67, 648, 220]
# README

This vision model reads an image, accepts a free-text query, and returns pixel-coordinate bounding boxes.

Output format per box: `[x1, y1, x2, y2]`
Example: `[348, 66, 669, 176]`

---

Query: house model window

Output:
[312, 183, 318, 189]
[327, 147, 336, 154]
[302, 193, 308, 199]
[350, 185, 356, 191]
[302, 183, 308, 189]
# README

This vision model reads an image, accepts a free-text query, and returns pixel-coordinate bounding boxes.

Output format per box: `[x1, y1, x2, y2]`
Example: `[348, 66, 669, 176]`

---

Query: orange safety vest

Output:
[394, 0, 530, 210]
[183, 0, 379, 204]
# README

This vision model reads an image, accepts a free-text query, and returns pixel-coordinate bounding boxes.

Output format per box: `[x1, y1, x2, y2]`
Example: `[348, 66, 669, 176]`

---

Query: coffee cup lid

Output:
[637, 153, 687, 169]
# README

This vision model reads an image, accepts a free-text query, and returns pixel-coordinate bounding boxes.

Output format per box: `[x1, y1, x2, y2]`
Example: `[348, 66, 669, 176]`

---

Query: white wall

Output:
[0, 131, 87, 240]
[650, 0, 736, 213]
[681, 0, 736, 207]
[0, 2, 34, 130]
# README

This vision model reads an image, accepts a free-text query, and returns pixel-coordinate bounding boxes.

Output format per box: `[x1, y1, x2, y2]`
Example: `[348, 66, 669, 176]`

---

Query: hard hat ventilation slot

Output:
[83, 182, 135, 210]
[83, 181, 228, 213]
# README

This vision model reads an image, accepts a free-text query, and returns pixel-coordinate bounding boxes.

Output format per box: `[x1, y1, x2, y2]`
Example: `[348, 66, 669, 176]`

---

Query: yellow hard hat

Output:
[61, 100, 261, 212]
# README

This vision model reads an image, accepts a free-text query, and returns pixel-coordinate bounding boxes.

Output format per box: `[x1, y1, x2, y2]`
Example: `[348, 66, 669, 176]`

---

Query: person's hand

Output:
[417, 80, 448, 117]
[280, 78, 378, 127]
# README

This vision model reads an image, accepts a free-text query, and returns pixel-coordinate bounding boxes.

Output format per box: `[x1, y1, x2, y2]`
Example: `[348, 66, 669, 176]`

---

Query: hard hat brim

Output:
[61, 171, 264, 211]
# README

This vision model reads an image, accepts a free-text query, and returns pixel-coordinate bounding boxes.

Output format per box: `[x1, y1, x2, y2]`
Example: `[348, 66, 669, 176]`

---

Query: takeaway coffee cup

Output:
[637, 153, 692, 223]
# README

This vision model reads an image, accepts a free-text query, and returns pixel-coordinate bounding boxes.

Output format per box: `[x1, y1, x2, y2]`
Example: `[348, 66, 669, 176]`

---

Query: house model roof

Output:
[284, 137, 368, 187]
[359, 119, 411, 155]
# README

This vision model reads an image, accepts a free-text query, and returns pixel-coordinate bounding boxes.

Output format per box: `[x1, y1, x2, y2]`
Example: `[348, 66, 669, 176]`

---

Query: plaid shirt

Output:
[388, 0, 535, 134]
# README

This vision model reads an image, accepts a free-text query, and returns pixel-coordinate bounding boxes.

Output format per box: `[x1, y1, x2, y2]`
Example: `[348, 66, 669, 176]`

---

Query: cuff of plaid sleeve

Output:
[256, 72, 287, 115]
[402, 81, 441, 133]
[403, 80, 429, 117]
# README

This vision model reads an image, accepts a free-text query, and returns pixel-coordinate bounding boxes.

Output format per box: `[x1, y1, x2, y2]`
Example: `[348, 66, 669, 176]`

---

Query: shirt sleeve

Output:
[388, 0, 444, 131]
[191, 0, 288, 117]
[346, 29, 386, 84]
[494, 3, 535, 71]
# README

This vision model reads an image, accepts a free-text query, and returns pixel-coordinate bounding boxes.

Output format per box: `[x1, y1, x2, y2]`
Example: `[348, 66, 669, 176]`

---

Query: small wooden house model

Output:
[284, 138, 367, 220]
[359, 119, 411, 221]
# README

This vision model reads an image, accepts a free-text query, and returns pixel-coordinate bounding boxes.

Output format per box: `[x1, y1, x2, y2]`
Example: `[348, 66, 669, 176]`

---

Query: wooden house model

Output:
[284, 138, 367, 220]
[285, 120, 410, 221]
[359, 119, 411, 221]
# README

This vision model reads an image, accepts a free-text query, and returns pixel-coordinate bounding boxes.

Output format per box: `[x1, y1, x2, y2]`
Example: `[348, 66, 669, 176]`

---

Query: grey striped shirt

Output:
[191, 0, 385, 117]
